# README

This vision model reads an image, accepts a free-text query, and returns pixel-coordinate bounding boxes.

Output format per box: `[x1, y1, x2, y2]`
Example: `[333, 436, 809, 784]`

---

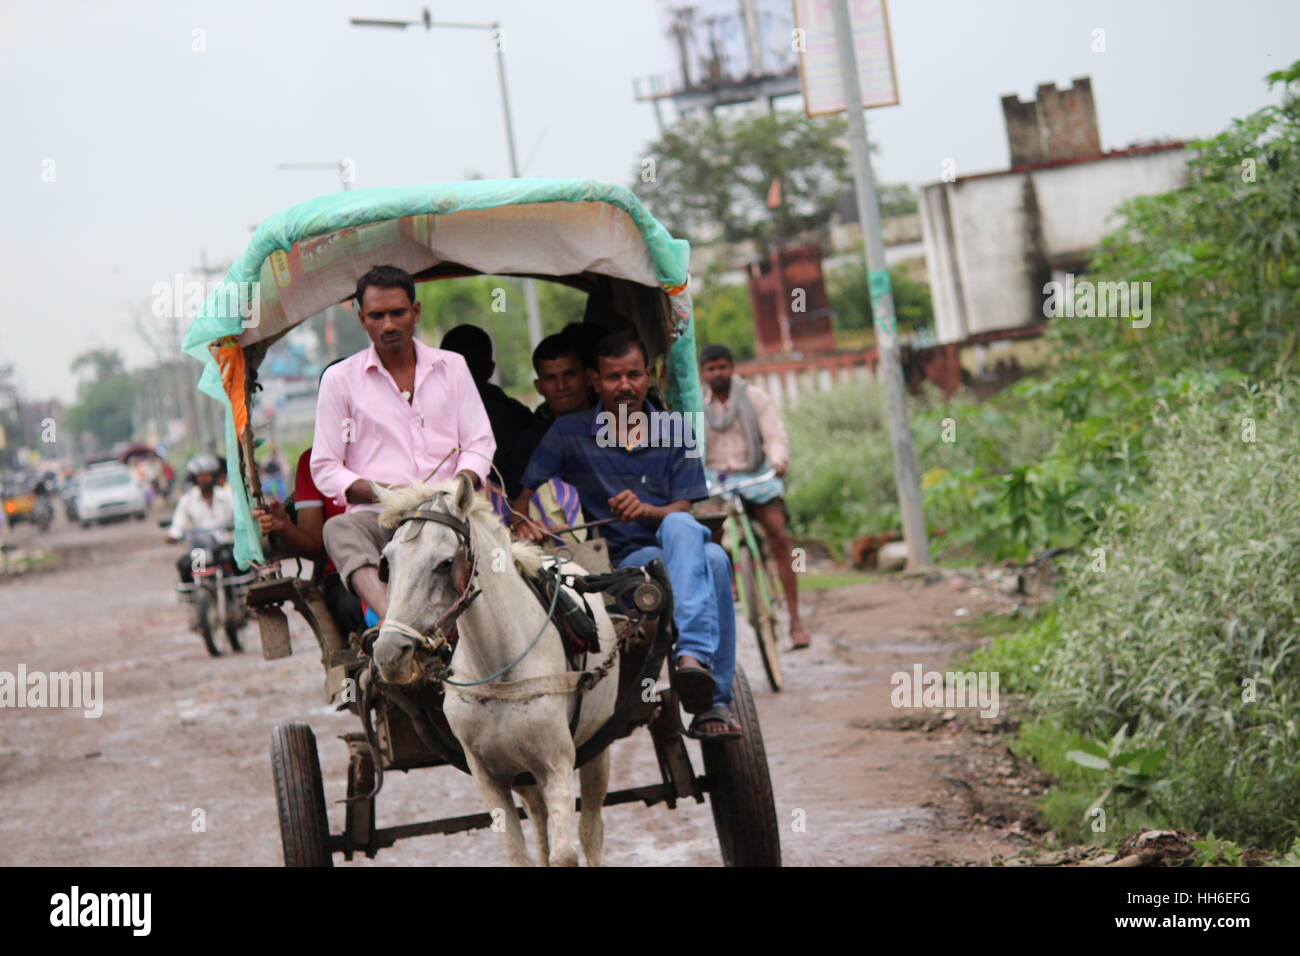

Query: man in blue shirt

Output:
[513, 330, 740, 740]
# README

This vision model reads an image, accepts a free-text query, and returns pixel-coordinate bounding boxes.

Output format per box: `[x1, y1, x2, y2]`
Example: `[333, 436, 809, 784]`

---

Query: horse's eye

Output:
[436, 557, 455, 573]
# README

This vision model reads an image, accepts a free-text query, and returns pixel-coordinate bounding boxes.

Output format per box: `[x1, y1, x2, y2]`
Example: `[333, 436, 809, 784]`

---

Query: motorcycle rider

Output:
[164, 453, 235, 585]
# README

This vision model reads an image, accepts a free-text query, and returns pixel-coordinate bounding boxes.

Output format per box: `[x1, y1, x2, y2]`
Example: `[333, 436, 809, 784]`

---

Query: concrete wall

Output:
[1001, 78, 1103, 167]
[920, 145, 1190, 345]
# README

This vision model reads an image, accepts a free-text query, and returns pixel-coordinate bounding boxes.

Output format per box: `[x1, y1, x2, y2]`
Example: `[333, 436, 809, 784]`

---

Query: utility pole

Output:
[830, 0, 931, 569]
[350, 7, 544, 350]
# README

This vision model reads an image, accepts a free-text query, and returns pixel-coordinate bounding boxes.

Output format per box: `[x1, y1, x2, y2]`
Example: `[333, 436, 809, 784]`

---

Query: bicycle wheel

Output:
[737, 546, 783, 692]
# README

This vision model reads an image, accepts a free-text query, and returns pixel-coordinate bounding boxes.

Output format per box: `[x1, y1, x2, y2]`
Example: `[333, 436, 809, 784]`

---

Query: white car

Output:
[76, 465, 148, 526]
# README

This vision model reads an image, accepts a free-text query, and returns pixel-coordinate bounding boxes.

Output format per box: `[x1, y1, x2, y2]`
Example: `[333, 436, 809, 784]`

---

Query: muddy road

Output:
[0, 511, 1037, 866]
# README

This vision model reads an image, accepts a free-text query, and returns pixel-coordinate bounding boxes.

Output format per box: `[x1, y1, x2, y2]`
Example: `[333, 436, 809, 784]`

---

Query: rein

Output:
[380, 506, 482, 655]
[377, 497, 598, 695]
[350, 463, 619, 806]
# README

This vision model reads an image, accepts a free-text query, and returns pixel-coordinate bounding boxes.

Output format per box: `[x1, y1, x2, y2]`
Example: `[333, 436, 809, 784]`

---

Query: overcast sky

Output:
[2, 0, 1297, 403]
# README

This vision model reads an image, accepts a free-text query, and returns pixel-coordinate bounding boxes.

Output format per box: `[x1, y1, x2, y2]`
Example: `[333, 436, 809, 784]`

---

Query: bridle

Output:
[376, 495, 481, 658]
[373, 493, 583, 692]
[351, 484, 640, 806]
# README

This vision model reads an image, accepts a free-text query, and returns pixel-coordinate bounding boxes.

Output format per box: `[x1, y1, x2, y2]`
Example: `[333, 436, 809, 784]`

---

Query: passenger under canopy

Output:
[183, 178, 700, 568]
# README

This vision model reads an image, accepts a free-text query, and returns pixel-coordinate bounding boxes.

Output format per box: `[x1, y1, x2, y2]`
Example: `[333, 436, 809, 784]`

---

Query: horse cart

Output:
[183, 180, 782, 866]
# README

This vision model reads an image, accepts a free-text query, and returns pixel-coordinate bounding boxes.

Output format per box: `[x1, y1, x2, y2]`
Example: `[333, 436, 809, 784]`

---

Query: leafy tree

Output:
[827, 261, 933, 334]
[67, 348, 136, 451]
[633, 110, 851, 244]
[417, 275, 586, 396]
[691, 279, 757, 362]
[71, 349, 126, 382]
[876, 183, 918, 218]
[1056, 60, 1300, 381]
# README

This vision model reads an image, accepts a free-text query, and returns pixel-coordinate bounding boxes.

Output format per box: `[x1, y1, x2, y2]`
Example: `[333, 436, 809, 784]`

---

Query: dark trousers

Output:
[323, 572, 367, 636]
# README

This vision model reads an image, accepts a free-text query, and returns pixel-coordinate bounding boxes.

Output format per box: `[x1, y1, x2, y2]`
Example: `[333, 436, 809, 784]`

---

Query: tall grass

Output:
[782, 379, 1057, 556]
[1029, 381, 1300, 848]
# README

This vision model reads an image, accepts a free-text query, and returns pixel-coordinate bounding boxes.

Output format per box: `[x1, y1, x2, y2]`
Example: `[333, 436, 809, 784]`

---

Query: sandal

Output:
[686, 705, 742, 741]
[672, 657, 717, 715]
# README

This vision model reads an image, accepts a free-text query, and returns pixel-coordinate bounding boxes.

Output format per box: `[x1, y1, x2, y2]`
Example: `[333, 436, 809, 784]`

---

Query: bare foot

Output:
[790, 624, 812, 650]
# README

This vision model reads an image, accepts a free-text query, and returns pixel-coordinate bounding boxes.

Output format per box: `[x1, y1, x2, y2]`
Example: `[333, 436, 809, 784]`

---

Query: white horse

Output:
[371, 474, 619, 867]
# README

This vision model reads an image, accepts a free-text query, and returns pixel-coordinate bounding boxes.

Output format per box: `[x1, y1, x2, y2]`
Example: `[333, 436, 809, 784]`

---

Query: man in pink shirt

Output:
[699, 343, 810, 650]
[312, 265, 495, 620]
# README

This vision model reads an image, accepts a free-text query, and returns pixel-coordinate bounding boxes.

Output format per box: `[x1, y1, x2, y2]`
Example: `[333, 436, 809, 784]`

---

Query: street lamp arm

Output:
[349, 18, 414, 29]
[427, 19, 496, 31]
[350, 16, 494, 31]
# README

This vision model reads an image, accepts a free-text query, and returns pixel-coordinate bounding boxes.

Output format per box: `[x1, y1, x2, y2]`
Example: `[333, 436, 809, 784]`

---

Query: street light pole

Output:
[350, 9, 544, 350]
[830, 0, 931, 570]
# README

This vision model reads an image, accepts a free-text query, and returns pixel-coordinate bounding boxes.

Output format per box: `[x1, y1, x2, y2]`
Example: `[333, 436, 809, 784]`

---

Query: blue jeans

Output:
[617, 512, 736, 706]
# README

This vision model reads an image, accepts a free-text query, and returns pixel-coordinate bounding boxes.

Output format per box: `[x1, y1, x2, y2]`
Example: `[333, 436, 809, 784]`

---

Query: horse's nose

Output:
[373, 634, 414, 683]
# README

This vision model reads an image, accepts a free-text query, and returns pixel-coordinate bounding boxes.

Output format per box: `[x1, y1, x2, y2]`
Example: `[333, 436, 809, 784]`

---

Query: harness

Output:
[349, 492, 664, 807]
[377, 507, 482, 658]
[375, 500, 613, 700]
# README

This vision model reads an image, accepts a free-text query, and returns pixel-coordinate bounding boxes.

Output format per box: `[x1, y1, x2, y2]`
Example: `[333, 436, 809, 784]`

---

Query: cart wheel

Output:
[194, 589, 220, 657]
[737, 548, 783, 692]
[701, 664, 782, 867]
[270, 722, 334, 867]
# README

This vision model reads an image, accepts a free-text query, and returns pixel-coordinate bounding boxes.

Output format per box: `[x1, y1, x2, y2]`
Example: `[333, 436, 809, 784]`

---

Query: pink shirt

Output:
[310, 339, 495, 513]
[702, 381, 789, 474]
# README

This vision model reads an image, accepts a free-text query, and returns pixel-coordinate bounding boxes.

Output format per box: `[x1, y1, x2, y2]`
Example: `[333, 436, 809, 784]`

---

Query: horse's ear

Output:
[454, 471, 475, 515]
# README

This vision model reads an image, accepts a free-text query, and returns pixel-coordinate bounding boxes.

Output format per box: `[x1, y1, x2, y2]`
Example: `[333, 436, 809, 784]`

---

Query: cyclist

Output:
[699, 344, 810, 650]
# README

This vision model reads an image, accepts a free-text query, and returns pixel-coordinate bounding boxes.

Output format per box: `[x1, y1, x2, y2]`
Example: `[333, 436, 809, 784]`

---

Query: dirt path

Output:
[0, 513, 1042, 866]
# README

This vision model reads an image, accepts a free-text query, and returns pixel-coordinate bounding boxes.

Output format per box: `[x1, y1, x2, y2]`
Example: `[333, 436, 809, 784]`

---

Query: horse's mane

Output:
[376, 480, 547, 576]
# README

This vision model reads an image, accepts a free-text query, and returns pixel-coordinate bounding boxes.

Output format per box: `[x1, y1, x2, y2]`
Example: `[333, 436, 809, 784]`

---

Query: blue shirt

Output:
[520, 401, 709, 563]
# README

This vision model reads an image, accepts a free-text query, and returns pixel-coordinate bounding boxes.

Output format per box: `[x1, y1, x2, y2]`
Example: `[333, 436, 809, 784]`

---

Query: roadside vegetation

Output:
[788, 61, 1300, 854]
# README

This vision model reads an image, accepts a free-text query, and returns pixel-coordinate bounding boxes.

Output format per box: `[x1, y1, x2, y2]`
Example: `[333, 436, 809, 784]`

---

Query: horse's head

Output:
[371, 473, 478, 684]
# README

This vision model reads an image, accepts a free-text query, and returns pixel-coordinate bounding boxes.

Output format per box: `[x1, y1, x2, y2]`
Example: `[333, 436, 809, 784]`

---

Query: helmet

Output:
[186, 453, 221, 478]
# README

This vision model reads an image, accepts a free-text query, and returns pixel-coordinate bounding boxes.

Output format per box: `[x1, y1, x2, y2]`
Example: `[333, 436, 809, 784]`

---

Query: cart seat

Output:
[543, 535, 612, 574]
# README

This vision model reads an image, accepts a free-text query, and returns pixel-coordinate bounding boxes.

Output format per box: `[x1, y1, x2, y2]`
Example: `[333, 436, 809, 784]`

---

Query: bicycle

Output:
[694, 470, 783, 693]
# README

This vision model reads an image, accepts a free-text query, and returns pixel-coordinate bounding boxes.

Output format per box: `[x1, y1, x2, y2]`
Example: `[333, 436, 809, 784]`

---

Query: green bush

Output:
[1031, 380, 1300, 849]
[1054, 62, 1300, 384]
[692, 280, 758, 362]
[826, 261, 933, 334]
[782, 379, 1059, 555]
[783, 381, 897, 552]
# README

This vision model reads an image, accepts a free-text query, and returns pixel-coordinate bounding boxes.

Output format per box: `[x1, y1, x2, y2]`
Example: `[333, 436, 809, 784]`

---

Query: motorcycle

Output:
[31, 494, 54, 533]
[169, 522, 256, 656]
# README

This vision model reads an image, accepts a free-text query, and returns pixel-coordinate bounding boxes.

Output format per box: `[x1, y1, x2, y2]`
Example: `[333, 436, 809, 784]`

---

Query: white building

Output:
[919, 78, 1191, 345]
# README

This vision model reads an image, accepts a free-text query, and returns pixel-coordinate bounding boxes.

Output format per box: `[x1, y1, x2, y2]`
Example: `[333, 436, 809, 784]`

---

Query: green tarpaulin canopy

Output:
[183, 178, 698, 567]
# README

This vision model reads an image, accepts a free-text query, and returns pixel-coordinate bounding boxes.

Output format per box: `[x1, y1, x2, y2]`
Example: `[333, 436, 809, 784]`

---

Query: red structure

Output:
[746, 244, 836, 357]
